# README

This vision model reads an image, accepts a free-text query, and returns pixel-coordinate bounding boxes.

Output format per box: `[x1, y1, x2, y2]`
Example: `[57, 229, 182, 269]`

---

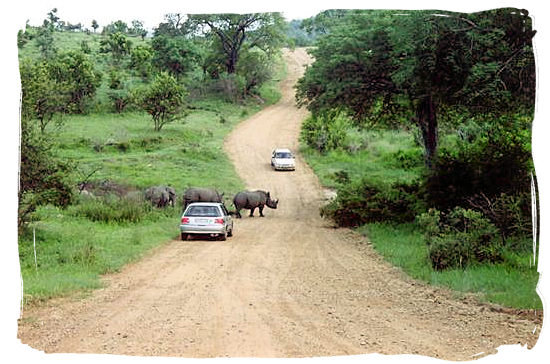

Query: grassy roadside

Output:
[18, 55, 287, 305]
[301, 129, 541, 309]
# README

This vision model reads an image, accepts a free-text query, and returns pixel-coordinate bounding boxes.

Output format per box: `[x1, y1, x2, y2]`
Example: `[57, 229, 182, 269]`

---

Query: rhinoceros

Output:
[183, 187, 224, 209]
[145, 186, 171, 208]
[233, 190, 279, 218]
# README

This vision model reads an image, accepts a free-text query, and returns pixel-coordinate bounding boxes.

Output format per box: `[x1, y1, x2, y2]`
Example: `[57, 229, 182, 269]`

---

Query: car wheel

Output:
[227, 228, 233, 237]
[181, 233, 188, 241]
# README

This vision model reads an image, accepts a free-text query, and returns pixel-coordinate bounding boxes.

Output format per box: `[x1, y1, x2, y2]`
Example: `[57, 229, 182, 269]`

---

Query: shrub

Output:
[386, 148, 423, 169]
[73, 195, 151, 224]
[321, 179, 421, 227]
[300, 111, 353, 153]
[417, 207, 504, 270]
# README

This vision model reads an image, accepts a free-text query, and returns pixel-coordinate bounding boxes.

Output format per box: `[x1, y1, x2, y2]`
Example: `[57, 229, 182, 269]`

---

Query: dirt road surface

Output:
[18, 48, 541, 360]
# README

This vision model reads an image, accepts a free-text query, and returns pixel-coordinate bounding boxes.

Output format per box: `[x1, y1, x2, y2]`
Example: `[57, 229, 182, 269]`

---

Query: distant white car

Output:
[271, 148, 296, 171]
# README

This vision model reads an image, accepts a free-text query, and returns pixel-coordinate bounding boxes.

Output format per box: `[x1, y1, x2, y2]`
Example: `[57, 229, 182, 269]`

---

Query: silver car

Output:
[180, 202, 234, 241]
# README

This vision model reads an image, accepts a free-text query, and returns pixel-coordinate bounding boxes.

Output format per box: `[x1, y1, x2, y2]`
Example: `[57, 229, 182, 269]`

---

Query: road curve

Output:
[18, 48, 541, 360]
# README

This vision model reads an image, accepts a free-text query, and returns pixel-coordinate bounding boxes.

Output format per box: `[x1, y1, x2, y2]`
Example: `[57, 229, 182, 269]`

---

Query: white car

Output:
[180, 202, 234, 241]
[271, 148, 296, 171]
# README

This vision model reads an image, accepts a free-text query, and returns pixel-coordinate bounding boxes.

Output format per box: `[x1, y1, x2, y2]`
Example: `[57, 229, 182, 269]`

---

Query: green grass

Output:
[301, 129, 422, 189]
[53, 104, 249, 196]
[19, 205, 179, 302]
[360, 223, 541, 309]
[302, 128, 541, 309]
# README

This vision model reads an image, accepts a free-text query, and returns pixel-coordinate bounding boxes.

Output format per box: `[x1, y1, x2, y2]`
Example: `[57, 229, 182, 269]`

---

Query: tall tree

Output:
[296, 9, 536, 165]
[186, 13, 286, 74]
[91, 19, 99, 33]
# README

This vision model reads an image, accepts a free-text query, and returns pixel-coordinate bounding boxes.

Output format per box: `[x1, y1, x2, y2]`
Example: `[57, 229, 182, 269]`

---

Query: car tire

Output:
[181, 233, 188, 241]
[227, 228, 233, 237]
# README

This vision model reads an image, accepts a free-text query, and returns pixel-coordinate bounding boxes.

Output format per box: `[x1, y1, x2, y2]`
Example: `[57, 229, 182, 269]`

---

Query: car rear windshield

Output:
[185, 206, 221, 217]
[275, 152, 292, 158]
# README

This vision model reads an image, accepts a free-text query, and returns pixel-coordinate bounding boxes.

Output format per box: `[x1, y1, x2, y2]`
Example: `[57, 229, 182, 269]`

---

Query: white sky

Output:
[11, 0, 547, 31]
[2, 1, 550, 364]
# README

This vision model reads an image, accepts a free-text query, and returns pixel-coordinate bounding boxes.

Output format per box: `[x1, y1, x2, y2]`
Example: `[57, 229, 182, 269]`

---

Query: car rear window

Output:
[185, 206, 221, 217]
[275, 152, 292, 158]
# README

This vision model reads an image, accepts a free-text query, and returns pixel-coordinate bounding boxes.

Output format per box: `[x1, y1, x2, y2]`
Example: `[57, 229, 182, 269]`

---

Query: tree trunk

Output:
[226, 48, 238, 74]
[416, 94, 438, 167]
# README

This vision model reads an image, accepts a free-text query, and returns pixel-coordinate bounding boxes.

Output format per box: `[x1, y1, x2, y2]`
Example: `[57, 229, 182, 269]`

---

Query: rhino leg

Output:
[249, 207, 255, 217]
[259, 205, 265, 217]
[235, 208, 242, 219]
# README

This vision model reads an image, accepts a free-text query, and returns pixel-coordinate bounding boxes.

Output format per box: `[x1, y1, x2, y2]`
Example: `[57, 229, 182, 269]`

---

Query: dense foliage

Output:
[298, 8, 536, 271]
[297, 9, 536, 164]
[18, 118, 74, 228]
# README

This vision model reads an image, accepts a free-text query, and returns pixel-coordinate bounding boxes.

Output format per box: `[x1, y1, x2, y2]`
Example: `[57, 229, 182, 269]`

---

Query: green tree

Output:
[48, 51, 101, 113]
[137, 72, 187, 131]
[186, 13, 286, 74]
[154, 13, 188, 37]
[47, 8, 60, 30]
[130, 45, 153, 78]
[300, 9, 351, 35]
[296, 9, 536, 165]
[151, 35, 198, 77]
[19, 58, 67, 133]
[100, 32, 133, 63]
[236, 49, 273, 95]
[129, 20, 148, 39]
[102, 20, 128, 34]
[19, 117, 74, 229]
[35, 25, 57, 58]
[91, 19, 99, 33]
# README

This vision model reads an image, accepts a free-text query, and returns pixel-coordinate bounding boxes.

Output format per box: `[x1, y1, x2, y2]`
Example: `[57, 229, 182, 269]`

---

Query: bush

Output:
[73, 195, 151, 224]
[417, 207, 504, 270]
[466, 192, 533, 239]
[300, 111, 353, 153]
[386, 148, 423, 169]
[321, 179, 421, 227]
[425, 114, 532, 214]
[19, 119, 75, 229]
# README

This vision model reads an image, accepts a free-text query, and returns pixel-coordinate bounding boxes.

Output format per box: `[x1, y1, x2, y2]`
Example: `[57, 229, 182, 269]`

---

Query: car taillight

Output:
[181, 217, 190, 224]
[214, 218, 224, 224]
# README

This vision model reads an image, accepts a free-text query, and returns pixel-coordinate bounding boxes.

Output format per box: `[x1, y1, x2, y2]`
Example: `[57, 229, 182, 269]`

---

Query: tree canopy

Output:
[296, 9, 536, 165]
[186, 13, 286, 74]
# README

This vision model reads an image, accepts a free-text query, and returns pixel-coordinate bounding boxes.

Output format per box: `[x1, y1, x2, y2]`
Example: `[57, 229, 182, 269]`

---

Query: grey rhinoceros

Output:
[183, 187, 224, 209]
[145, 185, 175, 208]
[233, 190, 279, 218]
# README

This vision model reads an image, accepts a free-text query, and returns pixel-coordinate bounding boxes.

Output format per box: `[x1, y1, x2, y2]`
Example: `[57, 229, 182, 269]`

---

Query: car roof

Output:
[273, 148, 292, 153]
[186, 202, 223, 206]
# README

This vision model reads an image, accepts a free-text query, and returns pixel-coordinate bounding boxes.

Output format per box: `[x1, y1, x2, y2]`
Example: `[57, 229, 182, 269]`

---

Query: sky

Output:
[12, 0, 546, 32]
[2, 0, 550, 363]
